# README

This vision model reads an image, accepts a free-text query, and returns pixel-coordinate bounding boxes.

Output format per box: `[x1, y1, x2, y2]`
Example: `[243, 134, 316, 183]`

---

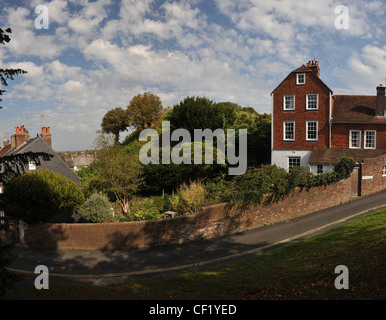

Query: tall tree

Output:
[0, 28, 27, 109]
[92, 145, 143, 215]
[127, 92, 163, 130]
[0, 27, 36, 296]
[166, 96, 236, 133]
[101, 107, 132, 145]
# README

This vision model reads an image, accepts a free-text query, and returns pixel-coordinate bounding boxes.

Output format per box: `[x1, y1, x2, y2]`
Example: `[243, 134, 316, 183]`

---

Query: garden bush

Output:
[77, 193, 113, 223]
[0, 169, 85, 224]
[171, 181, 206, 215]
[222, 165, 289, 207]
[223, 157, 356, 208]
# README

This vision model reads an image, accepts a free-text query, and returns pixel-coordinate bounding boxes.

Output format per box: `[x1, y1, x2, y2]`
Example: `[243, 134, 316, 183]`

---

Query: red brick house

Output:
[271, 60, 386, 194]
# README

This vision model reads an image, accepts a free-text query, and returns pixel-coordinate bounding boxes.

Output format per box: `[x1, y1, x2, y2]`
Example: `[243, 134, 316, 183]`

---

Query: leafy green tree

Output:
[0, 28, 27, 109]
[127, 92, 164, 130]
[101, 107, 132, 144]
[0, 28, 51, 295]
[166, 96, 236, 133]
[232, 111, 271, 166]
[140, 143, 228, 196]
[1, 169, 85, 224]
[92, 145, 143, 215]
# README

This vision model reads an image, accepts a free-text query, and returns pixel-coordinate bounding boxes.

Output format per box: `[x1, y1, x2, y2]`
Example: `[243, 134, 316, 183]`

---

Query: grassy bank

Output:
[3, 209, 385, 300]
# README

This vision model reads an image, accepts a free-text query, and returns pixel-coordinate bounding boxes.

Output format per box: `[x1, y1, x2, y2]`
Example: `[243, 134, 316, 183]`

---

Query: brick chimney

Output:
[40, 126, 52, 147]
[376, 84, 385, 117]
[11, 125, 29, 148]
[306, 59, 320, 78]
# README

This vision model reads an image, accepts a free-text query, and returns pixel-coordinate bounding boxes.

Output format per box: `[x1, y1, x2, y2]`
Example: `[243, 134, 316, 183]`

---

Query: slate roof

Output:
[65, 157, 95, 168]
[309, 148, 386, 165]
[0, 136, 80, 185]
[332, 95, 386, 123]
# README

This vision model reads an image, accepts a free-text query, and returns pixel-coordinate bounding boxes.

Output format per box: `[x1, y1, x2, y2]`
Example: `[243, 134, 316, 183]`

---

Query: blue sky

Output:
[0, 0, 385, 151]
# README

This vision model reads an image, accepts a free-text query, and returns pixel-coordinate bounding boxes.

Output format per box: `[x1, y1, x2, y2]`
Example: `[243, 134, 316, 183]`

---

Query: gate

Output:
[351, 166, 361, 197]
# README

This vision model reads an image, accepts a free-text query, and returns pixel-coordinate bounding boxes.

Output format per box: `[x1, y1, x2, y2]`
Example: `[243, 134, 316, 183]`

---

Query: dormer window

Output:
[29, 161, 36, 171]
[296, 73, 305, 85]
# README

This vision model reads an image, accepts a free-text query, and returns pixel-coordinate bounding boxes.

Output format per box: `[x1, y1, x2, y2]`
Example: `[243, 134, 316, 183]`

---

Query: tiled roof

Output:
[0, 144, 12, 157]
[291, 65, 312, 73]
[332, 95, 386, 123]
[271, 64, 333, 94]
[309, 148, 386, 164]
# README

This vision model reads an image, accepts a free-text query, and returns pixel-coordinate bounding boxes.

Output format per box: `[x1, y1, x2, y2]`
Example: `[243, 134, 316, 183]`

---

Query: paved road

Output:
[8, 189, 386, 285]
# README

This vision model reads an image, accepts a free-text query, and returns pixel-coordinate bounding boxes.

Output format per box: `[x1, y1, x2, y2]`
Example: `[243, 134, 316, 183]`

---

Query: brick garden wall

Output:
[361, 153, 386, 196]
[10, 175, 354, 250]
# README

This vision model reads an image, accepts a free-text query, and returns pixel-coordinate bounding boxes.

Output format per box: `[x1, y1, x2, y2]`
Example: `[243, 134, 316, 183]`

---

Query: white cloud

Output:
[0, 0, 384, 150]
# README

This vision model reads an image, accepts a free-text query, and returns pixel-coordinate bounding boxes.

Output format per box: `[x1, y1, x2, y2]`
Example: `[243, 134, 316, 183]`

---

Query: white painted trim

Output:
[364, 130, 376, 149]
[283, 121, 295, 141]
[283, 94, 295, 111]
[306, 120, 318, 141]
[349, 130, 361, 149]
[306, 93, 319, 110]
[296, 73, 305, 85]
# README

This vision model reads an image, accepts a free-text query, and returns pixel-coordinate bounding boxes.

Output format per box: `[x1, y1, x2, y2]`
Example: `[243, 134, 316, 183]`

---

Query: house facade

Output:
[0, 126, 81, 188]
[271, 60, 386, 189]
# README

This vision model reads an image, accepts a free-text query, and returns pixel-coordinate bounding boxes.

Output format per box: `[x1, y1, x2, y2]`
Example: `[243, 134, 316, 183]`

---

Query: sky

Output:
[0, 0, 385, 151]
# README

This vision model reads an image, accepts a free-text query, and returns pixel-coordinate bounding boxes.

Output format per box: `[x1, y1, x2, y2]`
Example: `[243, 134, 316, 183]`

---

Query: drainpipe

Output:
[329, 92, 332, 148]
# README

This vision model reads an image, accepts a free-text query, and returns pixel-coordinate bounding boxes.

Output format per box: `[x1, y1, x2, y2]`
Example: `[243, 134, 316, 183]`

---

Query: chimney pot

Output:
[40, 125, 52, 147]
[307, 59, 320, 78]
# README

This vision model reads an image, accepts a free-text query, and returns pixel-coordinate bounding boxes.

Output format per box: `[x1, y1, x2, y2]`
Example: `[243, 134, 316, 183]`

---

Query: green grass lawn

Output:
[3, 209, 386, 300]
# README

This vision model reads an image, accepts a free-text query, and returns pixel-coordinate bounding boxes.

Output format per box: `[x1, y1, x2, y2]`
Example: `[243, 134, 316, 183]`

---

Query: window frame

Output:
[28, 161, 36, 171]
[364, 130, 376, 149]
[349, 130, 361, 149]
[306, 94, 319, 111]
[288, 156, 301, 170]
[296, 73, 305, 85]
[306, 120, 318, 141]
[382, 165, 386, 177]
[283, 95, 295, 111]
[283, 121, 295, 141]
[317, 164, 323, 174]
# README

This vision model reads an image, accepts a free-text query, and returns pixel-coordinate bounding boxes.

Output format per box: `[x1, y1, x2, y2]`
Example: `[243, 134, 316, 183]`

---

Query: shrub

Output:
[223, 157, 356, 208]
[130, 205, 160, 221]
[223, 165, 289, 207]
[288, 166, 313, 189]
[77, 193, 113, 223]
[171, 181, 206, 214]
[1, 169, 85, 224]
[152, 196, 166, 212]
[205, 174, 229, 205]
[127, 197, 165, 221]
